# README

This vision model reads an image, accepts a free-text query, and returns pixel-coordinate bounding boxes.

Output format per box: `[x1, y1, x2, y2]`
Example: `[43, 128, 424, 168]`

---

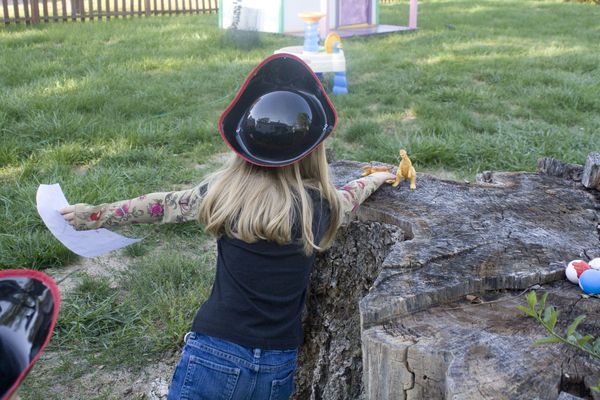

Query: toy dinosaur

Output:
[361, 164, 391, 176]
[392, 149, 416, 189]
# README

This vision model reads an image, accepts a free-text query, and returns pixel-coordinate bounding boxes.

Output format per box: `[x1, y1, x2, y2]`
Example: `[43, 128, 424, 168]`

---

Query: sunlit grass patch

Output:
[52, 246, 215, 365]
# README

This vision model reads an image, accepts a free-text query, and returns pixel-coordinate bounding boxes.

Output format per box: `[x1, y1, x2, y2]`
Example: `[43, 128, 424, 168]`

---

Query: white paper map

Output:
[36, 184, 142, 258]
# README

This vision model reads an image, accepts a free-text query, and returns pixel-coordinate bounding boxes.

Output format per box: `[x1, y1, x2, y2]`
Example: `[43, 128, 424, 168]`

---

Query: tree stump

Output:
[294, 220, 404, 400]
[295, 158, 600, 400]
[582, 153, 600, 191]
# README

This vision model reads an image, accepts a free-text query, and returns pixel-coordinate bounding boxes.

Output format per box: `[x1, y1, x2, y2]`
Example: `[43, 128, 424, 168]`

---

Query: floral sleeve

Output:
[337, 174, 388, 215]
[71, 184, 206, 230]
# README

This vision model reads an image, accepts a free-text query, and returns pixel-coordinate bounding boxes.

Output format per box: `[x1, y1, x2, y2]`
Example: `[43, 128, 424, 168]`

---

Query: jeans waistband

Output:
[184, 332, 297, 373]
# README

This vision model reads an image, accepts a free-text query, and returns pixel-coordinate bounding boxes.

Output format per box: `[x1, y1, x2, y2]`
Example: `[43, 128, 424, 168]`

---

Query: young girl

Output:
[61, 54, 394, 400]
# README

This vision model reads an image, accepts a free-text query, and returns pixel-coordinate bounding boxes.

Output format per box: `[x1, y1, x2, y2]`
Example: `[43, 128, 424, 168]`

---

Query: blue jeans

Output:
[167, 332, 298, 400]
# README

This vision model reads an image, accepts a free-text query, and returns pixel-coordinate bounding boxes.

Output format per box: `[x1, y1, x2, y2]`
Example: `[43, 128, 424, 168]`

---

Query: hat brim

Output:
[0, 270, 60, 400]
[219, 53, 338, 167]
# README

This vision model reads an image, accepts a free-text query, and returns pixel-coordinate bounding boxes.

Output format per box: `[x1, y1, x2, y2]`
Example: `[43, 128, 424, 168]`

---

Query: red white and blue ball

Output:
[578, 269, 600, 295]
[565, 260, 590, 284]
[589, 258, 600, 270]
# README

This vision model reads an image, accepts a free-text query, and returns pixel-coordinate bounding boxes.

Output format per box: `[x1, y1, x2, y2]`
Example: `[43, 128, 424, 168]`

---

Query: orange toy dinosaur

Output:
[392, 149, 416, 189]
[361, 164, 391, 176]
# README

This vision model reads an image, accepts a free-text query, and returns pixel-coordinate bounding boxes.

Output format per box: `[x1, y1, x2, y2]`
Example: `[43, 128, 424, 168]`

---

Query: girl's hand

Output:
[369, 171, 397, 184]
[60, 205, 76, 226]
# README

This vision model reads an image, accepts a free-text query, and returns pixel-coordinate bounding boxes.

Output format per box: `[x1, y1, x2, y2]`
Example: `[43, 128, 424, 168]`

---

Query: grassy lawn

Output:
[1, 0, 599, 397]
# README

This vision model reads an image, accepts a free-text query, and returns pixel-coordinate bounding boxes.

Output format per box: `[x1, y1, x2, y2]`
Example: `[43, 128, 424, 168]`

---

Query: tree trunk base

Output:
[295, 159, 600, 400]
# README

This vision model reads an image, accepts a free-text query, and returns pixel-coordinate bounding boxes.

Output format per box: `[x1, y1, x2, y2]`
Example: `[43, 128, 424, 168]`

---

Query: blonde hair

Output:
[198, 145, 342, 255]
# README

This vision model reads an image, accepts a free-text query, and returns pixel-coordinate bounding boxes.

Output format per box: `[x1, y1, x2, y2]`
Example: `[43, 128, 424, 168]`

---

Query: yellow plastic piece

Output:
[324, 32, 342, 54]
[393, 149, 417, 189]
[298, 12, 325, 23]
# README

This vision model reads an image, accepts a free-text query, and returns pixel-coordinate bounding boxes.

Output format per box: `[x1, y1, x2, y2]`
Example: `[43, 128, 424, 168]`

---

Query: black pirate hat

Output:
[219, 53, 337, 167]
[0, 270, 60, 400]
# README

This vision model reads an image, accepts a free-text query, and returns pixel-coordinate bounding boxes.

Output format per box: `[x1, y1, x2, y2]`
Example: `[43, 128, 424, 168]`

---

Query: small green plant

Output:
[518, 290, 600, 392]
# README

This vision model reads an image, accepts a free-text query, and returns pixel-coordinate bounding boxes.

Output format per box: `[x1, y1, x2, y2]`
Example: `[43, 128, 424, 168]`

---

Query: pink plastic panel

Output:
[338, 0, 370, 27]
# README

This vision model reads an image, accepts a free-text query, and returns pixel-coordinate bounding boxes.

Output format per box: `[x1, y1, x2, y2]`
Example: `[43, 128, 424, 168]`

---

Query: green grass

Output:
[19, 243, 215, 399]
[1, 0, 600, 396]
[334, 0, 600, 171]
[0, 14, 293, 269]
[53, 247, 215, 363]
[1, 1, 599, 270]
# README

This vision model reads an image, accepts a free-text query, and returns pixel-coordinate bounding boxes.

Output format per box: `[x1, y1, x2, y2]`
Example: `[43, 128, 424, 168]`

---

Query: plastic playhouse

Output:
[274, 12, 348, 95]
[219, 0, 418, 37]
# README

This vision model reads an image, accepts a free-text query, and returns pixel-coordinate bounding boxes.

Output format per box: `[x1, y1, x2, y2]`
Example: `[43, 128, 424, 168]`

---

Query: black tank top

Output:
[191, 191, 331, 350]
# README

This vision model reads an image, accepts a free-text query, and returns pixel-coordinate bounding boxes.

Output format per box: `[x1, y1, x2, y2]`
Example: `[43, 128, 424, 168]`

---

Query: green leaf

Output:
[543, 306, 553, 323]
[527, 291, 538, 311]
[567, 315, 586, 337]
[592, 338, 600, 354]
[592, 379, 600, 393]
[546, 307, 558, 331]
[534, 336, 562, 346]
[538, 292, 549, 317]
[517, 305, 537, 318]
[576, 335, 593, 347]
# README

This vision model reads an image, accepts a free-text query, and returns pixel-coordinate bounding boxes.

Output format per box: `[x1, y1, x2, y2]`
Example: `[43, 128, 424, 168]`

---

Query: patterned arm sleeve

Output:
[337, 174, 388, 215]
[71, 184, 206, 230]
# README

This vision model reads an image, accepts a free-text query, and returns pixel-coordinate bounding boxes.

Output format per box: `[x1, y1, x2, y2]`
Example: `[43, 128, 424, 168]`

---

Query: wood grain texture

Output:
[583, 153, 600, 191]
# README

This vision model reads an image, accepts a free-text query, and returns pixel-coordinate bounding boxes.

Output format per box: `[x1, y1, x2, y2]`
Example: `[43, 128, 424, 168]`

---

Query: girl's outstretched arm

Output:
[60, 184, 206, 230]
[338, 171, 396, 215]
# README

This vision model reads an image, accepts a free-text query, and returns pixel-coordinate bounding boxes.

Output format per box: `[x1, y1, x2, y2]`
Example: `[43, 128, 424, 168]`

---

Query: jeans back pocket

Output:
[182, 354, 241, 400]
[269, 368, 295, 400]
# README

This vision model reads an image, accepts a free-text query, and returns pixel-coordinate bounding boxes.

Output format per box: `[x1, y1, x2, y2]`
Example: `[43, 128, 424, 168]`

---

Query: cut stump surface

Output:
[295, 159, 600, 400]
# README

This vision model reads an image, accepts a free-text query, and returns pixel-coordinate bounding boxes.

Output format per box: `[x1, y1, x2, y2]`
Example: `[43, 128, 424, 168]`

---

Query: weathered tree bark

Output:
[295, 158, 600, 400]
[583, 153, 600, 191]
[293, 220, 404, 400]
[363, 280, 600, 400]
